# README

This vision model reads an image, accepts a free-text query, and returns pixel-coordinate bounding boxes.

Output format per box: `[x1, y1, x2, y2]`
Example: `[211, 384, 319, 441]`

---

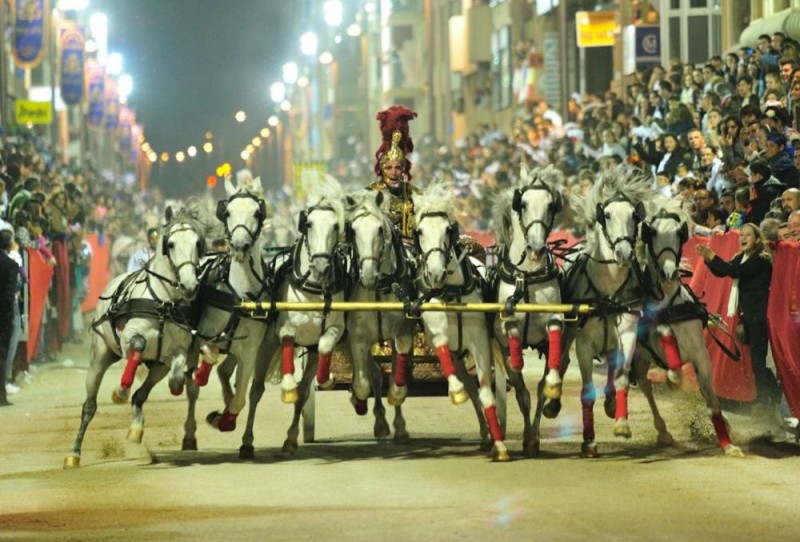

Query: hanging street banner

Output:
[15, 100, 52, 124]
[59, 23, 85, 106]
[85, 58, 105, 127]
[104, 77, 119, 130]
[10, 0, 49, 69]
[118, 106, 135, 154]
[575, 10, 618, 48]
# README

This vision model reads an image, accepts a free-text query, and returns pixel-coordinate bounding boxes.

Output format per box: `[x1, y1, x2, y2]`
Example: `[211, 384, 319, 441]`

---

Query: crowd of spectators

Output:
[0, 132, 163, 406]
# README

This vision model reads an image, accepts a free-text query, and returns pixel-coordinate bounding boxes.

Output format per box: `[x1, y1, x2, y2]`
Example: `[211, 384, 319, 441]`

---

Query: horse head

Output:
[413, 180, 459, 290]
[643, 205, 689, 283]
[299, 197, 343, 281]
[346, 190, 391, 289]
[595, 194, 645, 265]
[159, 206, 205, 300]
[217, 176, 267, 261]
[512, 164, 564, 253]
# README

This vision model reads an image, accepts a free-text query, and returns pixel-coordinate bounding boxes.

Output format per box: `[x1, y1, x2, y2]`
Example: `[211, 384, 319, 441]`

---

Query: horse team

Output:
[63, 164, 743, 469]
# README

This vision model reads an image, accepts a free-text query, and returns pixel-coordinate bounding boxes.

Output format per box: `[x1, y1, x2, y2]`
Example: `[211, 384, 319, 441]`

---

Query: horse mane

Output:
[573, 166, 655, 227]
[167, 197, 223, 241]
[347, 189, 393, 232]
[304, 173, 346, 234]
[653, 198, 690, 225]
[491, 164, 566, 245]
[413, 177, 454, 219]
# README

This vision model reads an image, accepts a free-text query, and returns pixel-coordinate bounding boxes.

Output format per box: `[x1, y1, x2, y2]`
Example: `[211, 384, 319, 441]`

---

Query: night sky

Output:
[92, 0, 299, 194]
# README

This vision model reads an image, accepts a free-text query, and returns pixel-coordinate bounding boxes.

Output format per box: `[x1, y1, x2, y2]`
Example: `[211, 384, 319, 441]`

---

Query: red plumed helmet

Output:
[374, 105, 418, 180]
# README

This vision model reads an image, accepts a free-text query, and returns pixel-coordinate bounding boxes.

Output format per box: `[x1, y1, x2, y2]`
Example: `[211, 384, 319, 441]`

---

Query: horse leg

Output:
[657, 324, 683, 389]
[282, 352, 317, 454]
[634, 352, 674, 446]
[687, 328, 743, 457]
[279, 334, 299, 404]
[182, 378, 200, 451]
[505, 322, 525, 373]
[347, 329, 372, 415]
[603, 350, 618, 419]
[240, 331, 279, 460]
[543, 319, 564, 399]
[456, 357, 491, 451]
[194, 343, 225, 387]
[508, 364, 534, 457]
[423, 314, 467, 404]
[128, 361, 170, 443]
[612, 313, 639, 438]
[469, 340, 510, 462]
[216, 355, 237, 407]
[112, 334, 146, 404]
[64, 339, 117, 468]
[388, 326, 414, 406]
[368, 355, 390, 439]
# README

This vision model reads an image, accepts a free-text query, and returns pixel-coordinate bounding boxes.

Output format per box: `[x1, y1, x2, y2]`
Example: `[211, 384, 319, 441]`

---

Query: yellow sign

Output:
[15, 100, 52, 124]
[576, 11, 618, 48]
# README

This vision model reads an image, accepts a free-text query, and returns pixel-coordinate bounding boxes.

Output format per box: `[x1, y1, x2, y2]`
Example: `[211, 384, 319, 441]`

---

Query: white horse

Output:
[345, 189, 415, 441]
[491, 164, 565, 456]
[635, 202, 743, 456]
[64, 204, 207, 468]
[179, 177, 279, 458]
[277, 177, 348, 453]
[549, 167, 652, 458]
[413, 180, 510, 461]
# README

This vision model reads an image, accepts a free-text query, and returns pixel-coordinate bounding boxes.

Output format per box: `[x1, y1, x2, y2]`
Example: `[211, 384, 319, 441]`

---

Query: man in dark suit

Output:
[0, 230, 18, 406]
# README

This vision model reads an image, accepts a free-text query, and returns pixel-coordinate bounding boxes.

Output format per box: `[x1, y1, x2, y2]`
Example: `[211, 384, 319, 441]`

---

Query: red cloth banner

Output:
[767, 241, 800, 419]
[26, 247, 53, 362]
[81, 233, 111, 313]
[688, 231, 757, 402]
[51, 239, 71, 343]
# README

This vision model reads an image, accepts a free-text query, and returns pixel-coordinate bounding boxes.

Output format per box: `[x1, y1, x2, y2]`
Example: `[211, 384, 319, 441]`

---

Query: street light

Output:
[323, 0, 343, 27]
[346, 24, 362, 37]
[107, 52, 123, 75]
[297, 76, 309, 88]
[252, 137, 261, 147]
[175, 151, 185, 163]
[89, 12, 108, 64]
[241, 149, 251, 160]
[57, 0, 90, 9]
[187, 145, 197, 157]
[282, 62, 299, 85]
[280, 100, 291, 112]
[260, 128, 271, 138]
[235, 110, 247, 122]
[270, 82, 286, 104]
[118, 73, 133, 104]
[300, 31, 318, 57]
[319, 51, 333, 65]
[267, 115, 279, 127]
[203, 142, 213, 153]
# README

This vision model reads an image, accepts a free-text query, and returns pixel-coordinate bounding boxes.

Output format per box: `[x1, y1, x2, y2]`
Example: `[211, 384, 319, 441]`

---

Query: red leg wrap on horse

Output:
[218, 410, 238, 432]
[394, 353, 408, 388]
[508, 335, 524, 372]
[615, 388, 629, 420]
[547, 329, 562, 371]
[711, 412, 732, 449]
[659, 333, 682, 372]
[581, 401, 595, 442]
[316, 352, 332, 385]
[281, 338, 295, 376]
[484, 405, 504, 442]
[120, 351, 141, 390]
[194, 359, 213, 386]
[435, 345, 456, 378]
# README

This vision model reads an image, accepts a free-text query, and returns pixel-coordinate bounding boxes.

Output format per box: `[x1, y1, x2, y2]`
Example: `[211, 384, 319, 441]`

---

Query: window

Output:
[491, 26, 512, 110]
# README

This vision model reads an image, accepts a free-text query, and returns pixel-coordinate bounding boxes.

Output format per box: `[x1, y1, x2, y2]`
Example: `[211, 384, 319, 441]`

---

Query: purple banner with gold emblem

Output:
[11, 0, 49, 69]
[85, 58, 104, 128]
[104, 77, 119, 130]
[59, 23, 85, 106]
[118, 106, 134, 152]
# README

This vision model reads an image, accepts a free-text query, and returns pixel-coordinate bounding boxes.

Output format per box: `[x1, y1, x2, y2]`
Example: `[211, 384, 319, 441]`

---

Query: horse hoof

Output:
[374, 420, 391, 439]
[218, 411, 237, 432]
[523, 441, 540, 458]
[282, 439, 298, 455]
[394, 431, 411, 444]
[239, 445, 255, 460]
[281, 388, 299, 404]
[352, 397, 368, 416]
[657, 432, 676, 447]
[581, 442, 599, 458]
[492, 446, 511, 462]
[206, 411, 222, 427]
[614, 423, 632, 439]
[479, 438, 493, 452]
[543, 382, 562, 400]
[127, 427, 144, 443]
[667, 370, 682, 391]
[317, 378, 335, 391]
[111, 388, 128, 405]
[724, 444, 745, 458]
[181, 438, 198, 451]
[543, 399, 562, 419]
[63, 455, 80, 469]
[450, 388, 469, 405]
[169, 386, 183, 396]
[603, 394, 616, 419]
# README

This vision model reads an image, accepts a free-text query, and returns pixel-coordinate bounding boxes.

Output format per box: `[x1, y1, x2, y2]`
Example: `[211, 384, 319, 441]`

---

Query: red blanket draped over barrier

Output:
[51, 239, 71, 343]
[81, 233, 110, 313]
[26, 248, 54, 363]
[767, 241, 800, 418]
[688, 231, 757, 402]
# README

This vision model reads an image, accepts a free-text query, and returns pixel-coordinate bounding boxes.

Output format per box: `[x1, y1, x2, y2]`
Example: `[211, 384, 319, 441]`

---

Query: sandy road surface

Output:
[1, 341, 799, 541]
